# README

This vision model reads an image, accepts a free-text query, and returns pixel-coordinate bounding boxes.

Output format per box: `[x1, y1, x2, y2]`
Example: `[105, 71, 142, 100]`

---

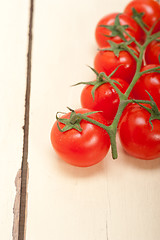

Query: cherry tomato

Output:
[124, 0, 160, 33]
[51, 108, 110, 167]
[81, 78, 133, 125]
[119, 103, 160, 160]
[94, 46, 140, 84]
[145, 38, 160, 65]
[95, 12, 143, 48]
[152, 19, 160, 34]
[132, 64, 160, 108]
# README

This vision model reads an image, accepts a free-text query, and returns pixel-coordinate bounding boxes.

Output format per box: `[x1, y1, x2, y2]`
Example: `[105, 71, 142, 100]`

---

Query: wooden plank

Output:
[0, 1, 30, 239]
[26, 0, 160, 239]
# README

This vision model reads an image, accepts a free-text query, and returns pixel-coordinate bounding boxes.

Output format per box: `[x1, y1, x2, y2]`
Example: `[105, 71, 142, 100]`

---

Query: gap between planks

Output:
[13, 0, 34, 239]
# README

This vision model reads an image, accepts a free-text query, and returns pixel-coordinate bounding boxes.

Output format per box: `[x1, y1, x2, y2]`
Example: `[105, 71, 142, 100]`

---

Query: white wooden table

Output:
[1, 0, 160, 239]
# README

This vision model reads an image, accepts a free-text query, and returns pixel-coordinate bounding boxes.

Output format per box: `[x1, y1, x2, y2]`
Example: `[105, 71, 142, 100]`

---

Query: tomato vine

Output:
[51, 1, 160, 165]
[73, 13, 160, 159]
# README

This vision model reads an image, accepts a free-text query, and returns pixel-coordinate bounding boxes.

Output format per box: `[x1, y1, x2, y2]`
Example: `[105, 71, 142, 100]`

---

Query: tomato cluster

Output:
[51, 0, 160, 167]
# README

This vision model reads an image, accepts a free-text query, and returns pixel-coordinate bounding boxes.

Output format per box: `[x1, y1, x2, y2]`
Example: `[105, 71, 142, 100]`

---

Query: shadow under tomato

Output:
[50, 146, 110, 178]
[119, 147, 160, 170]
[54, 153, 109, 179]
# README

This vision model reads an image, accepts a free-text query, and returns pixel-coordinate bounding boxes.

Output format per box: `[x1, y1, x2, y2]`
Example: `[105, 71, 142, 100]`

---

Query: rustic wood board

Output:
[0, 1, 29, 239]
[25, 0, 160, 240]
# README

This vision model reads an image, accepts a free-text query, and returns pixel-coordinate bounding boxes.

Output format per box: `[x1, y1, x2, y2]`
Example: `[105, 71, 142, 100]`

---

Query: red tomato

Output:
[124, 0, 160, 33]
[51, 108, 110, 167]
[94, 46, 140, 84]
[81, 78, 132, 125]
[152, 19, 160, 34]
[145, 39, 160, 65]
[119, 103, 160, 160]
[95, 12, 143, 48]
[132, 64, 160, 108]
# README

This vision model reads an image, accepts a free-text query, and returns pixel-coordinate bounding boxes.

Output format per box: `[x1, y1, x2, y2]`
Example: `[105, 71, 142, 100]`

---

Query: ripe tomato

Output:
[95, 12, 143, 48]
[152, 19, 160, 34]
[118, 103, 160, 160]
[145, 39, 160, 65]
[124, 0, 160, 33]
[51, 108, 110, 167]
[132, 64, 160, 108]
[94, 46, 140, 84]
[81, 78, 132, 125]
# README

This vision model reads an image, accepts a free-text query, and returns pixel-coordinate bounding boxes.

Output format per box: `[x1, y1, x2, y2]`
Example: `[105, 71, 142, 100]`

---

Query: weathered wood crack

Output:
[17, 1, 34, 239]
[13, 170, 21, 240]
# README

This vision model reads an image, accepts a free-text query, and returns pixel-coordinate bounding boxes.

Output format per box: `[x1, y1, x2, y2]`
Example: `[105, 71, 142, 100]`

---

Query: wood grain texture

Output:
[0, 1, 29, 239]
[26, 0, 160, 239]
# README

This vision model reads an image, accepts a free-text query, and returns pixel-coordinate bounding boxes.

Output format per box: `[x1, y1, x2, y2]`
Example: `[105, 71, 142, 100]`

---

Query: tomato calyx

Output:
[73, 66, 123, 100]
[98, 13, 143, 48]
[99, 40, 137, 59]
[131, 8, 148, 29]
[132, 92, 160, 129]
[99, 14, 128, 41]
[56, 108, 102, 133]
[99, 14, 129, 42]
[56, 109, 82, 132]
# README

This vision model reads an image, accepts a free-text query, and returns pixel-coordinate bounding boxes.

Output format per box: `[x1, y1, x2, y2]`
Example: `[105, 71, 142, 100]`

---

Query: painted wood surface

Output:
[0, 1, 29, 239]
[23, 0, 160, 239]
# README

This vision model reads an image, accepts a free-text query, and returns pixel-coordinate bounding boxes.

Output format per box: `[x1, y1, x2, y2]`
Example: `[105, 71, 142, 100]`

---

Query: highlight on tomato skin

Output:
[118, 103, 160, 160]
[95, 12, 143, 48]
[50, 108, 110, 167]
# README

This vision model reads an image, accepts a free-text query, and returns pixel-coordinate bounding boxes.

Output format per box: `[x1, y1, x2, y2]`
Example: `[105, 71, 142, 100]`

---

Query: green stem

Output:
[147, 31, 160, 44]
[79, 114, 119, 159]
[78, 114, 109, 132]
[106, 100, 129, 158]
[119, 26, 141, 48]
[109, 128, 118, 159]
[130, 99, 152, 105]
[140, 66, 160, 76]
[125, 45, 144, 97]
[122, 44, 139, 61]
[136, 18, 149, 35]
